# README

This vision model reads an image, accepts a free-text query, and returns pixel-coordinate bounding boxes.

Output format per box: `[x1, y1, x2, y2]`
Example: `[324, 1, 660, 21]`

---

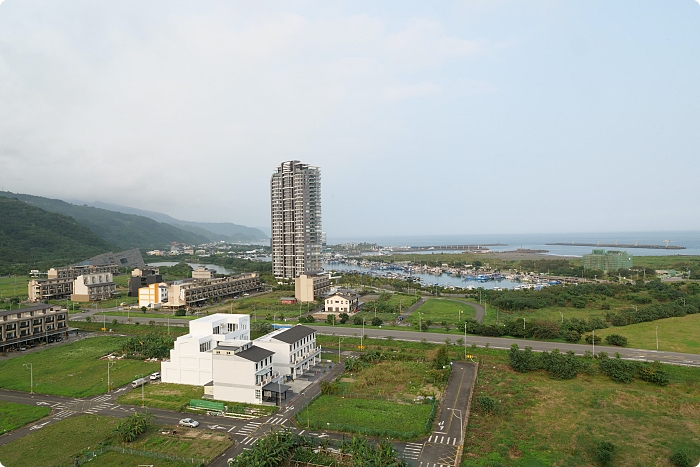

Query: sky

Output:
[1, 1, 699, 239]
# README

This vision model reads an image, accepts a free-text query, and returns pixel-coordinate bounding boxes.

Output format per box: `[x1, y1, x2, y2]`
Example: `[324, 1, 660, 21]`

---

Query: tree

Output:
[508, 344, 539, 373]
[585, 334, 602, 345]
[434, 345, 450, 369]
[326, 314, 336, 325]
[339, 312, 349, 324]
[371, 317, 383, 326]
[604, 334, 628, 347]
[352, 316, 363, 325]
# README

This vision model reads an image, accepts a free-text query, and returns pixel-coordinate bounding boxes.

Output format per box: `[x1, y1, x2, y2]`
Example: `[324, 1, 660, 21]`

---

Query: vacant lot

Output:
[0, 401, 50, 435]
[463, 351, 700, 466]
[0, 415, 117, 467]
[338, 360, 446, 399]
[595, 313, 700, 354]
[89, 452, 190, 467]
[0, 275, 29, 301]
[412, 299, 476, 325]
[73, 321, 190, 337]
[0, 336, 159, 397]
[118, 382, 204, 411]
[297, 395, 434, 438]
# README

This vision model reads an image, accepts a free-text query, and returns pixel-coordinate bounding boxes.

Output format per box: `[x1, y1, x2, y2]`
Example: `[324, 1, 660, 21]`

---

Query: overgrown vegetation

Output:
[0, 401, 50, 435]
[114, 411, 152, 443]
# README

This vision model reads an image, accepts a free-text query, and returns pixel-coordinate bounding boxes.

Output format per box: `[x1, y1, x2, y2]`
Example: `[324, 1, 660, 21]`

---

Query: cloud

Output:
[385, 82, 441, 100]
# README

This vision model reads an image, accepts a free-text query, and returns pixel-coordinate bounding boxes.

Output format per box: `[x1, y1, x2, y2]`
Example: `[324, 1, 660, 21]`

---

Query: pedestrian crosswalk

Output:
[53, 409, 75, 420]
[84, 402, 114, 415]
[240, 436, 258, 447]
[237, 421, 262, 436]
[266, 416, 286, 425]
[402, 442, 423, 460]
[427, 435, 458, 445]
[91, 394, 112, 403]
[418, 463, 451, 467]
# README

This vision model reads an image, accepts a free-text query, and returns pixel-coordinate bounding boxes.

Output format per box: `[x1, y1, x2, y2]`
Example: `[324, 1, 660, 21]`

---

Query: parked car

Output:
[19, 347, 27, 351]
[150, 372, 161, 380]
[131, 377, 149, 388]
[178, 418, 199, 428]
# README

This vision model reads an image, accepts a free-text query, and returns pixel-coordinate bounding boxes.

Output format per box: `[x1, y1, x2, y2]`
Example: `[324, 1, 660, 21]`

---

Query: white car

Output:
[150, 372, 161, 380]
[178, 418, 199, 428]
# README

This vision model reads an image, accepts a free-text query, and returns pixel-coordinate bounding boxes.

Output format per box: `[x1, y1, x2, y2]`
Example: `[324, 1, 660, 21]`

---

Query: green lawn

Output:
[101, 310, 199, 320]
[117, 382, 205, 411]
[0, 275, 29, 300]
[411, 299, 476, 325]
[297, 395, 434, 439]
[0, 401, 51, 435]
[73, 321, 190, 337]
[0, 336, 160, 397]
[595, 314, 700, 354]
[88, 452, 190, 467]
[0, 415, 117, 467]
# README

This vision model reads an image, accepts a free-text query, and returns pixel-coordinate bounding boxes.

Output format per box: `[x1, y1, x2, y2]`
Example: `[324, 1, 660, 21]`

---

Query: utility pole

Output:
[107, 361, 114, 392]
[23, 363, 33, 394]
[656, 326, 659, 351]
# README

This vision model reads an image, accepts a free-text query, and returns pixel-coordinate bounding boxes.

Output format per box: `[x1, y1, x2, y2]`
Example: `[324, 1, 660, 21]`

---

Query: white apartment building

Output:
[71, 273, 116, 302]
[270, 161, 323, 279]
[212, 343, 287, 404]
[138, 282, 169, 309]
[161, 314, 250, 386]
[192, 266, 216, 280]
[254, 325, 320, 380]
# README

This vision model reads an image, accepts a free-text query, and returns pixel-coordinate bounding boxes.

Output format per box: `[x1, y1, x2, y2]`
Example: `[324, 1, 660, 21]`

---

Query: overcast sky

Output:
[1, 1, 699, 238]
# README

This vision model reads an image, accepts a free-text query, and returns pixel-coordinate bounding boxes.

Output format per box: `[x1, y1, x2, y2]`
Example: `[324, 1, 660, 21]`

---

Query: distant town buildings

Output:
[192, 266, 216, 280]
[582, 249, 633, 273]
[128, 268, 163, 297]
[270, 160, 322, 279]
[294, 273, 331, 303]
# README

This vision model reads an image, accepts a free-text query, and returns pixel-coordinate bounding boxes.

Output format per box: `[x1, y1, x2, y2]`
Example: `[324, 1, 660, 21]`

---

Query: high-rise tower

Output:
[270, 161, 322, 279]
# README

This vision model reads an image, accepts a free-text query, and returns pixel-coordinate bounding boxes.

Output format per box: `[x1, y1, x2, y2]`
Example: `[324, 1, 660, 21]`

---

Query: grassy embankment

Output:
[316, 335, 700, 466]
[409, 298, 476, 325]
[0, 336, 159, 397]
[0, 414, 230, 467]
[0, 275, 29, 304]
[0, 400, 50, 435]
[594, 313, 700, 354]
[72, 320, 190, 337]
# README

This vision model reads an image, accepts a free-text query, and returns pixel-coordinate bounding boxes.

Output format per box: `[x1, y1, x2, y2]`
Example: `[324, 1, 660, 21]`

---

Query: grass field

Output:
[120, 425, 231, 461]
[0, 414, 117, 467]
[89, 452, 190, 467]
[73, 321, 190, 337]
[482, 303, 608, 325]
[117, 382, 205, 411]
[297, 395, 434, 437]
[0, 337, 160, 397]
[0, 275, 29, 300]
[464, 351, 700, 467]
[337, 360, 446, 399]
[101, 310, 200, 320]
[595, 314, 700, 354]
[0, 401, 50, 435]
[412, 299, 476, 325]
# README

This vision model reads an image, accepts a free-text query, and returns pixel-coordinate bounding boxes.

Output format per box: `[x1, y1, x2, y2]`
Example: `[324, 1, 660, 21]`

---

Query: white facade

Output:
[71, 273, 116, 302]
[161, 314, 250, 386]
[138, 283, 169, 308]
[212, 343, 277, 404]
[324, 292, 359, 313]
[255, 325, 320, 380]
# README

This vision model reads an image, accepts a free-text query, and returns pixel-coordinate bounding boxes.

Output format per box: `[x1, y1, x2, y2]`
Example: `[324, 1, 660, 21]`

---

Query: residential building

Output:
[161, 314, 251, 386]
[324, 290, 360, 313]
[0, 304, 69, 351]
[28, 277, 73, 302]
[212, 343, 288, 405]
[280, 297, 297, 305]
[294, 273, 330, 302]
[128, 268, 163, 297]
[71, 273, 116, 302]
[138, 283, 169, 309]
[165, 273, 261, 309]
[192, 266, 216, 280]
[48, 264, 119, 280]
[254, 325, 320, 380]
[582, 249, 633, 273]
[270, 160, 322, 279]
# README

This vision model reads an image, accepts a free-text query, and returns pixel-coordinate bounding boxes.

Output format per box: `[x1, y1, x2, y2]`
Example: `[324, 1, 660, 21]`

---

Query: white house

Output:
[254, 325, 320, 381]
[324, 290, 359, 314]
[161, 314, 250, 386]
[212, 343, 289, 404]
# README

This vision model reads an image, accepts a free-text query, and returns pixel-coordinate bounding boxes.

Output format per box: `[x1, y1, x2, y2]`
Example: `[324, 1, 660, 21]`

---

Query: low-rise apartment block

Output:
[48, 264, 119, 280]
[324, 290, 360, 313]
[192, 266, 217, 280]
[254, 325, 320, 380]
[28, 277, 73, 301]
[141, 273, 261, 309]
[294, 273, 331, 302]
[0, 304, 69, 351]
[71, 273, 116, 302]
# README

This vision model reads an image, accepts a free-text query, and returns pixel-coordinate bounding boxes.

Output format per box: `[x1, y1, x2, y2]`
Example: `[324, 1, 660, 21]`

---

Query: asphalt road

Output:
[308, 325, 700, 368]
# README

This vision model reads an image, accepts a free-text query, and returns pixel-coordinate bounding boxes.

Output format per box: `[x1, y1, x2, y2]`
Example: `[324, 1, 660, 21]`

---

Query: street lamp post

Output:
[23, 363, 33, 394]
[338, 337, 345, 363]
[361, 318, 365, 349]
[656, 326, 659, 351]
[522, 317, 526, 330]
[559, 312, 563, 324]
[136, 374, 145, 407]
[107, 361, 114, 392]
[592, 329, 595, 356]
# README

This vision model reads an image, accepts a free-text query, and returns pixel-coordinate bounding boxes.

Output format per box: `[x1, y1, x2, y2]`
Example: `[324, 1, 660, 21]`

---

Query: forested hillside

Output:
[0, 192, 208, 250]
[0, 197, 114, 274]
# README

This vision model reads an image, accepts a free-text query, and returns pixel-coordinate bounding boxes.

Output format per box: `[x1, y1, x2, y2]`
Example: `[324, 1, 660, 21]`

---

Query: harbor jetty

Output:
[390, 244, 507, 252]
[546, 242, 685, 250]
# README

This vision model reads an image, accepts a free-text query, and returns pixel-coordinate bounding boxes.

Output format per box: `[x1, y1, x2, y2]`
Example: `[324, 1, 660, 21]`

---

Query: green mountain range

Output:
[0, 191, 209, 251]
[0, 196, 114, 274]
[86, 201, 268, 243]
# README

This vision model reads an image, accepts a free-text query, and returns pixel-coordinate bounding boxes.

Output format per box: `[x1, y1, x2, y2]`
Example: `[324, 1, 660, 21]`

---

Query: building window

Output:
[255, 390, 261, 399]
[199, 341, 211, 352]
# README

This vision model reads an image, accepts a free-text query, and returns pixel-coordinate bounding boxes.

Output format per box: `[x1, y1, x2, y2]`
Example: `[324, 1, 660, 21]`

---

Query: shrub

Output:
[599, 357, 635, 383]
[585, 334, 602, 344]
[595, 441, 615, 466]
[670, 450, 693, 467]
[305, 316, 315, 323]
[326, 314, 336, 325]
[353, 316, 363, 326]
[175, 309, 186, 316]
[112, 319, 118, 325]
[564, 330, 581, 343]
[433, 345, 450, 369]
[85, 316, 92, 323]
[638, 362, 670, 386]
[339, 312, 349, 324]
[572, 297, 587, 308]
[508, 344, 540, 373]
[320, 381, 339, 395]
[141, 306, 148, 312]
[541, 349, 581, 380]
[476, 395, 497, 414]
[371, 317, 383, 326]
[605, 334, 628, 347]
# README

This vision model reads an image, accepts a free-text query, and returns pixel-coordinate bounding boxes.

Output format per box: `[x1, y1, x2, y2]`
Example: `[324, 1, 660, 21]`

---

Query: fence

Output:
[75, 445, 206, 465]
